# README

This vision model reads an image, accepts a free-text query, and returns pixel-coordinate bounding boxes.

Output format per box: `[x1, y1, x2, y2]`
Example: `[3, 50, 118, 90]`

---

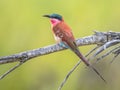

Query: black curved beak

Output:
[43, 15, 51, 18]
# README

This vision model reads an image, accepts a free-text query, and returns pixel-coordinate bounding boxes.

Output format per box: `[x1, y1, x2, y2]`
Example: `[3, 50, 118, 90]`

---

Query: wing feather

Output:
[53, 22, 78, 51]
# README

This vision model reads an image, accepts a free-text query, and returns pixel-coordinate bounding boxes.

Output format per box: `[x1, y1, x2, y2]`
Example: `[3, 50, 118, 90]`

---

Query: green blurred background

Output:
[0, 0, 120, 90]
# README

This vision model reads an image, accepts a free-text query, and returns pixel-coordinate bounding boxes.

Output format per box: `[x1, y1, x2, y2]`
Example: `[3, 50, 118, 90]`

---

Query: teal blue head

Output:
[43, 14, 63, 21]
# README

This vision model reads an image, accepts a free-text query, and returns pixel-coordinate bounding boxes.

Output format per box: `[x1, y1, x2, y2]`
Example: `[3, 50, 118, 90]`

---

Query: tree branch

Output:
[0, 31, 119, 64]
[0, 31, 120, 90]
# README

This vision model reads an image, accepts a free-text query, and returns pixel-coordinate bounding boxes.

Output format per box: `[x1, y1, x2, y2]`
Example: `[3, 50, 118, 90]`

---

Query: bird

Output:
[43, 13, 106, 83]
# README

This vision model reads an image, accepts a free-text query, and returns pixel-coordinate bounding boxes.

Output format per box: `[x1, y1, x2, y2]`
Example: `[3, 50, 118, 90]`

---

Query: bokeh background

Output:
[0, 0, 120, 90]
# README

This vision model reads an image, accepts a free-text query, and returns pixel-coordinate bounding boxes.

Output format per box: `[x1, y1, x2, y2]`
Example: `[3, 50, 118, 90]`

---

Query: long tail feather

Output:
[74, 49, 106, 83]
[90, 65, 107, 83]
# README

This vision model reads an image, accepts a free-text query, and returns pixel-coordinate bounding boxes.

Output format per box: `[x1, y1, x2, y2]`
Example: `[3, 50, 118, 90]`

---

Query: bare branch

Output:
[0, 31, 119, 86]
[0, 31, 119, 65]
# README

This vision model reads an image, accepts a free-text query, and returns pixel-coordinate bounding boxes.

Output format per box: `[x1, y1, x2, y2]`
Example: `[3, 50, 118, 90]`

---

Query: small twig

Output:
[86, 46, 100, 61]
[113, 46, 120, 55]
[110, 46, 120, 63]
[58, 60, 81, 90]
[110, 53, 119, 63]
[93, 40, 120, 57]
[86, 46, 100, 57]
[96, 46, 120, 62]
[0, 61, 25, 80]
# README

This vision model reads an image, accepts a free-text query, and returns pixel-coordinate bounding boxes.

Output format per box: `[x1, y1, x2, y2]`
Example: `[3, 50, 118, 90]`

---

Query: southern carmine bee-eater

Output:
[43, 13, 106, 83]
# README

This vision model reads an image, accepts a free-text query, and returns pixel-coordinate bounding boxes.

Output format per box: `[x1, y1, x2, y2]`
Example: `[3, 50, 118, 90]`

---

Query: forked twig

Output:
[0, 60, 26, 80]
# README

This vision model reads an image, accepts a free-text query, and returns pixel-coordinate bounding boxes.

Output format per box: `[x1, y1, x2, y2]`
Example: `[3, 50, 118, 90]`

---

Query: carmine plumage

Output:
[43, 13, 106, 83]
